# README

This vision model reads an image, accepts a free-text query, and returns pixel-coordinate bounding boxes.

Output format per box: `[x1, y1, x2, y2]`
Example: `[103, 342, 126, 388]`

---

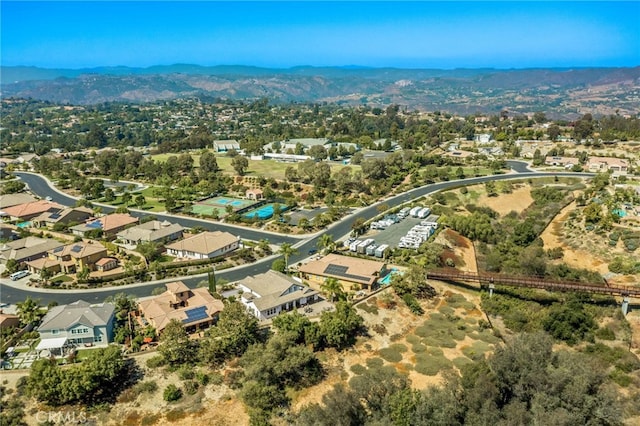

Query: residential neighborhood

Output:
[0, 44, 639, 426]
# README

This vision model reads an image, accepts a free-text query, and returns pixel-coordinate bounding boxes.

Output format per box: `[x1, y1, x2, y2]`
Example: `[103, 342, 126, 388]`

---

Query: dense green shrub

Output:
[163, 384, 182, 402]
[402, 293, 424, 315]
[543, 301, 596, 345]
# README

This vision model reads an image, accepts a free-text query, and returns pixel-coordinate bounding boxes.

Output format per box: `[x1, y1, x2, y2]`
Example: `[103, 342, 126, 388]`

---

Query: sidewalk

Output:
[0, 252, 281, 295]
[17, 171, 312, 240]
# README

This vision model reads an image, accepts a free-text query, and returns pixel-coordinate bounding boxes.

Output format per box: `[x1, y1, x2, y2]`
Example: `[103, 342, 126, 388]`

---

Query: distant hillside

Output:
[2, 65, 639, 118]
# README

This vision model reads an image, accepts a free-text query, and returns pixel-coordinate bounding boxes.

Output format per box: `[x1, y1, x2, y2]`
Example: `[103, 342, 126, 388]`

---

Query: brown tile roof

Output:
[138, 285, 224, 332]
[32, 207, 94, 224]
[2, 200, 63, 219]
[165, 231, 239, 255]
[98, 213, 139, 232]
[588, 156, 629, 167]
[299, 253, 386, 287]
[0, 193, 38, 209]
[166, 281, 190, 294]
[95, 257, 117, 267]
[26, 257, 61, 270]
[56, 242, 107, 259]
[73, 213, 138, 234]
[0, 313, 20, 328]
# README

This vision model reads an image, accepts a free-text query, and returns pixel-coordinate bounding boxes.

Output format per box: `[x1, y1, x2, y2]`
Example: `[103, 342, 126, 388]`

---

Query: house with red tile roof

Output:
[2, 200, 63, 221]
[138, 282, 224, 333]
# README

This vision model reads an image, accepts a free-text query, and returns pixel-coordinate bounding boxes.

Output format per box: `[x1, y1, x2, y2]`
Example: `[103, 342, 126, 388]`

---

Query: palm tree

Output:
[16, 296, 43, 326]
[278, 242, 298, 271]
[321, 277, 345, 302]
[317, 234, 336, 254]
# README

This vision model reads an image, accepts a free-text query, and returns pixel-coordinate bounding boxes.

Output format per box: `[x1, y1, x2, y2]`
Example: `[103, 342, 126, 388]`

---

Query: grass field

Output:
[149, 153, 361, 180]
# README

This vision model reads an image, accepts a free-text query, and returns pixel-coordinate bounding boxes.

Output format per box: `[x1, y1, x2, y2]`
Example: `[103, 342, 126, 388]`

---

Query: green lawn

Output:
[101, 186, 167, 212]
[51, 275, 73, 284]
[149, 153, 361, 181]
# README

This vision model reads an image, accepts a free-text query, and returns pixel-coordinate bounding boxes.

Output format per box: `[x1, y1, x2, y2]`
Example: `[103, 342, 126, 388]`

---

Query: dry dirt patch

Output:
[437, 229, 477, 273]
[293, 284, 498, 411]
[540, 201, 640, 285]
[476, 185, 534, 216]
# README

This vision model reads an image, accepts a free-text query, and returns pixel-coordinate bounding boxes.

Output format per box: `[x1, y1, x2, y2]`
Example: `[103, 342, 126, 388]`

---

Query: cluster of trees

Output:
[391, 265, 437, 314]
[26, 345, 130, 406]
[3, 97, 640, 164]
[0, 179, 26, 194]
[296, 333, 624, 425]
[445, 183, 590, 281]
[158, 302, 364, 369]
[153, 302, 363, 423]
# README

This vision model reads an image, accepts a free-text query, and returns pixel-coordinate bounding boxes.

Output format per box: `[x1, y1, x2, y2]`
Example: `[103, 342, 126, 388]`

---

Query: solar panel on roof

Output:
[183, 306, 209, 324]
[71, 245, 83, 253]
[322, 263, 372, 283]
[53, 246, 63, 253]
[49, 213, 61, 219]
[323, 264, 349, 276]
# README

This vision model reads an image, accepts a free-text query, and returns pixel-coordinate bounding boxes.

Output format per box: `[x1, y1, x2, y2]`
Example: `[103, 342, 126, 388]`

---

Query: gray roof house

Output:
[0, 237, 65, 265]
[237, 270, 321, 321]
[36, 300, 115, 355]
[116, 220, 185, 248]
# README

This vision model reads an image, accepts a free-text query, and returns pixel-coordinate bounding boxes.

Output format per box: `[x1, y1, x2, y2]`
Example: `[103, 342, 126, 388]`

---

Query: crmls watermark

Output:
[35, 410, 89, 424]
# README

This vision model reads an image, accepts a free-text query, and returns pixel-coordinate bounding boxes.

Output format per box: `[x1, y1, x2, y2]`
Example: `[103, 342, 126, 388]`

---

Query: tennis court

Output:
[192, 196, 259, 217]
[191, 204, 225, 216]
[244, 203, 290, 220]
[197, 196, 256, 209]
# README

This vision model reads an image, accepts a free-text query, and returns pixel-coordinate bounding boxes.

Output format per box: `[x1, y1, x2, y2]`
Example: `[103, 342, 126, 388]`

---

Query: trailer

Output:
[417, 207, 431, 219]
[366, 244, 378, 256]
[350, 240, 362, 252]
[409, 206, 422, 217]
[357, 239, 374, 254]
[375, 244, 389, 258]
[398, 208, 410, 218]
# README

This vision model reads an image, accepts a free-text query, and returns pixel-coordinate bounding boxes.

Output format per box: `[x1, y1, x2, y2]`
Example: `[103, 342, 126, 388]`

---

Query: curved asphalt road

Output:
[2, 165, 593, 304]
[14, 172, 299, 245]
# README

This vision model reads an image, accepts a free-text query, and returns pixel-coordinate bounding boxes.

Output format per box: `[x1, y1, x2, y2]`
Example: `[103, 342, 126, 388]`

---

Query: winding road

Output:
[1, 163, 593, 304]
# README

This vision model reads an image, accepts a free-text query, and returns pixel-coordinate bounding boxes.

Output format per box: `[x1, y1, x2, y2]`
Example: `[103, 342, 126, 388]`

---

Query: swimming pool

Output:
[16, 221, 32, 228]
[379, 268, 401, 285]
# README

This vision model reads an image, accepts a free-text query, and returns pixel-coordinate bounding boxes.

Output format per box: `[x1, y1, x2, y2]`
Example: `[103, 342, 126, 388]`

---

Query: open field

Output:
[293, 284, 498, 409]
[475, 184, 534, 216]
[149, 153, 361, 181]
[540, 201, 640, 286]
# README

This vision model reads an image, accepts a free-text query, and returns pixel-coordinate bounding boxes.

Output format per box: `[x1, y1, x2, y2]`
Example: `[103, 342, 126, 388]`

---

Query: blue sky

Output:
[2, 1, 639, 69]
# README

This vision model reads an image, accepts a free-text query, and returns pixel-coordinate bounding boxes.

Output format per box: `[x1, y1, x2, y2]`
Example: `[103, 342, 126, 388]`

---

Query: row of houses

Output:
[0, 228, 240, 274]
[23, 252, 391, 359]
[544, 156, 630, 175]
[0, 193, 242, 277]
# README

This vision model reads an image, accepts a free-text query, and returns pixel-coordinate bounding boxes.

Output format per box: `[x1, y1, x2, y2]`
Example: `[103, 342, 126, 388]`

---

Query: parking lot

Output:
[286, 207, 328, 226]
[358, 214, 440, 250]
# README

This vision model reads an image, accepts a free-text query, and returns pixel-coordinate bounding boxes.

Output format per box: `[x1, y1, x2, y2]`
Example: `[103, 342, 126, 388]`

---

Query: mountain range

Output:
[2, 65, 639, 118]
